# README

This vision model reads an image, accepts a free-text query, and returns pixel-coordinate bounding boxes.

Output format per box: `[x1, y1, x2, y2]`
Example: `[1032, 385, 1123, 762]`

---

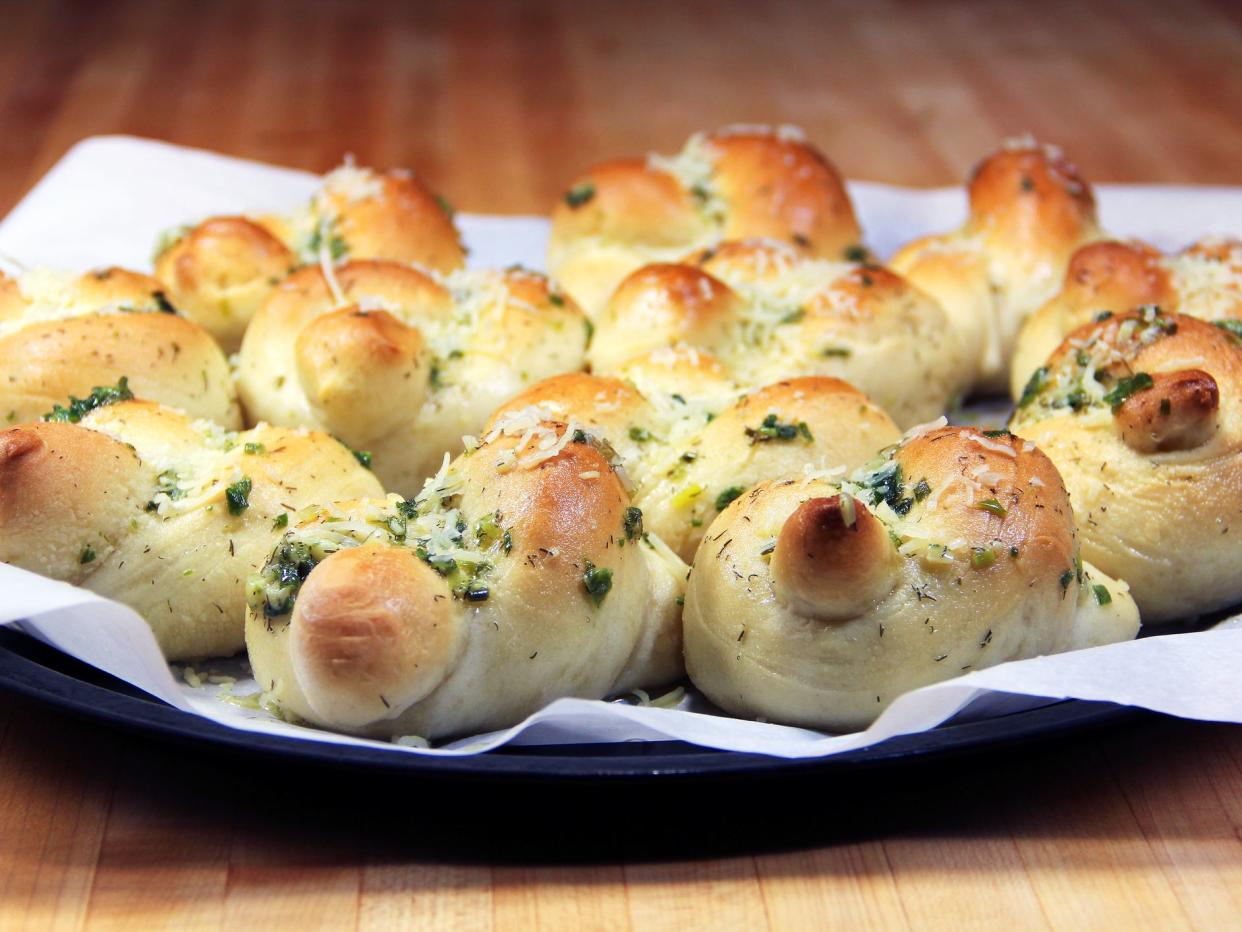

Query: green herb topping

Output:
[80, 546, 96, 564]
[44, 377, 134, 423]
[1092, 584, 1112, 605]
[629, 426, 653, 443]
[746, 413, 814, 445]
[1102, 372, 1154, 412]
[971, 546, 996, 569]
[976, 498, 1008, 518]
[715, 485, 745, 512]
[623, 506, 644, 541]
[564, 182, 596, 208]
[243, 442, 266, 455]
[1018, 367, 1049, 408]
[225, 477, 252, 516]
[582, 561, 613, 606]
[1215, 319, 1242, 341]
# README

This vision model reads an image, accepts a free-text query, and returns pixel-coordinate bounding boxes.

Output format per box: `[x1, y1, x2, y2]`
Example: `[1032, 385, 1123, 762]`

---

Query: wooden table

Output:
[3, 1, 1242, 927]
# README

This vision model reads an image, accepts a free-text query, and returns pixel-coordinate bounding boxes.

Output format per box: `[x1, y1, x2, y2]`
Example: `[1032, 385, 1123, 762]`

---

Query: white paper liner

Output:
[1, 135, 1241, 760]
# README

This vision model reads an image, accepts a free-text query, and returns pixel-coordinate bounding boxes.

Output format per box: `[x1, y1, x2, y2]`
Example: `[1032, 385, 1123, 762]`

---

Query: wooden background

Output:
[3, 0, 1242, 927]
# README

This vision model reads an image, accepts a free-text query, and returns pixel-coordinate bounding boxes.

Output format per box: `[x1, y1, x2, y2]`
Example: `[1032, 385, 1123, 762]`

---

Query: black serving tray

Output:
[0, 626, 1138, 785]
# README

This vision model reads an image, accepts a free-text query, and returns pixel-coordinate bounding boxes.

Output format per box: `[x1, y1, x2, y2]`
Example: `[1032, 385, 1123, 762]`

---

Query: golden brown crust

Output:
[1115, 369, 1219, 453]
[891, 138, 1104, 390]
[550, 158, 702, 248]
[546, 127, 863, 316]
[1011, 237, 1242, 398]
[591, 239, 967, 428]
[711, 131, 861, 258]
[246, 418, 688, 738]
[770, 495, 897, 620]
[239, 260, 588, 495]
[967, 143, 1097, 246]
[289, 545, 462, 728]
[488, 368, 901, 562]
[323, 173, 465, 273]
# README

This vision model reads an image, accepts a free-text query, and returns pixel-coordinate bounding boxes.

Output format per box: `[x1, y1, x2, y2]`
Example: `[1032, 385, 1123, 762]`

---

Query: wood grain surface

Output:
[3, 0, 1242, 928]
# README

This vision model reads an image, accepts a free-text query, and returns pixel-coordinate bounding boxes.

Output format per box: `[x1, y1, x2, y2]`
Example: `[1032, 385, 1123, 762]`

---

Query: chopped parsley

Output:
[844, 244, 868, 263]
[272, 513, 289, 530]
[715, 485, 745, 512]
[913, 479, 932, 502]
[79, 546, 96, 564]
[548, 292, 565, 307]
[564, 182, 596, 208]
[821, 346, 852, 358]
[1018, 367, 1049, 408]
[623, 506, 644, 541]
[352, 449, 373, 470]
[970, 546, 996, 568]
[1060, 569, 1074, 591]
[976, 498, 1008, 518]
[243, 442, 266, 455]
[1216, 319, 1242, 341]
[863, 461, 913, 516]
[1092, 584, 1112, 605]
[306, 225, 348, 260]
[1102, 372, 1153, 412]
[628, 426, 653, 443]
[249, 538, 318, 618]
[745, 413, 813, 444]
[582, 561, 613, 605]
[225, 477, 252, 516]
[1093, 310, 1114, 323]
[44, 377, 134, 423]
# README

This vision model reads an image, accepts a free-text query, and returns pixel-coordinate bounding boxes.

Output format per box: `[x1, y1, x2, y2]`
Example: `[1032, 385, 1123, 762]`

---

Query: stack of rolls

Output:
[154, 161, 465, 350]
[0, 265, 241, 428]
[548, 125, 866, 317]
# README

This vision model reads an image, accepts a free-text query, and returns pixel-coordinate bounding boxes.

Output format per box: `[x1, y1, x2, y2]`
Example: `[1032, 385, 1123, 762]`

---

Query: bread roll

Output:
[155, 162, 464, 350]
[489, 356, 901, 561]
[1011, 237, 1242, 398]
[1010, 308, 1242, 622]
[246, 417, 687, 739]
[683, 424, 1139, 732]
[0, 267, 241, 429]
[890, 137, 1104, 391]
[589, 238, 969, 427]
[236, 259, 588, 497]
[548, 125, 864, 316]
[0, 398, 381, 659]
